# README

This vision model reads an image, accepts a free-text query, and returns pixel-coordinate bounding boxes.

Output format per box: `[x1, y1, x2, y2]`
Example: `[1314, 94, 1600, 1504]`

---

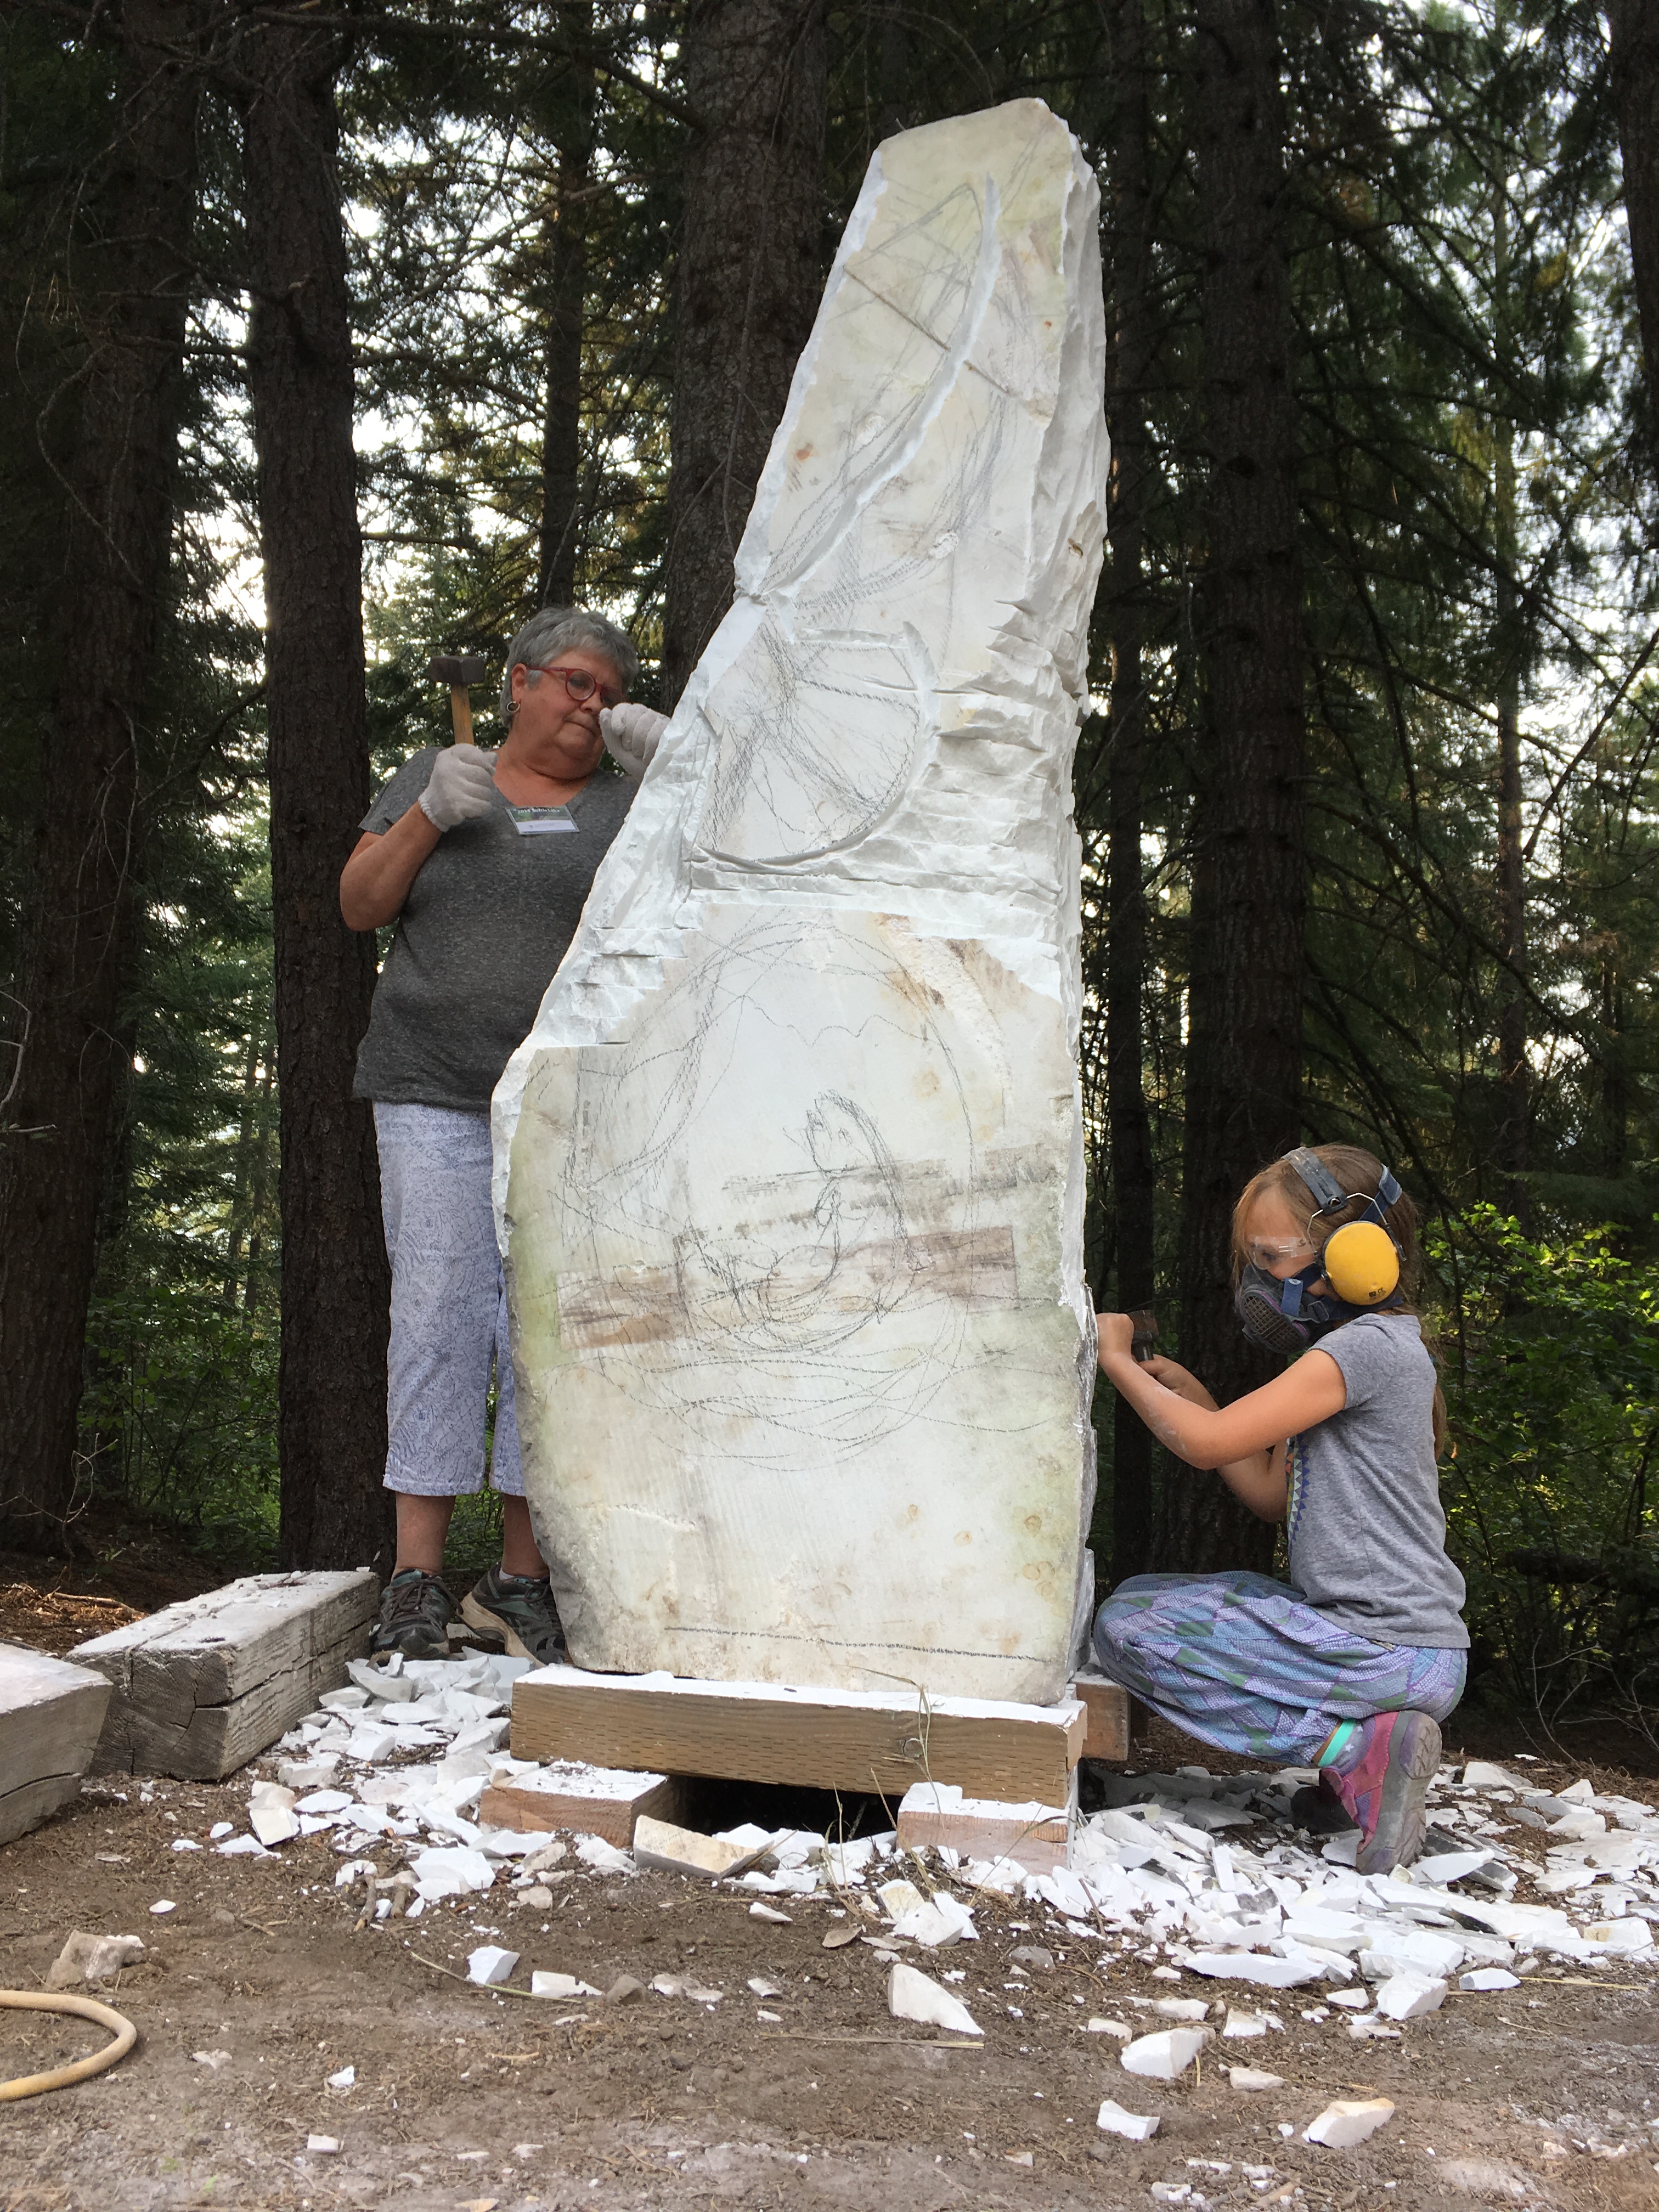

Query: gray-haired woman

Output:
[341, 607, 669, 1664]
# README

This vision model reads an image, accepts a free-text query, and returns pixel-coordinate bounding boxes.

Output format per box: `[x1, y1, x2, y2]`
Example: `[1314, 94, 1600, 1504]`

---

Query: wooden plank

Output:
[72, 1571, 379, 1780]
[1070, 1670, 1131, 1764]
[0, 1642, 112, 1847]
[479, 1764, 683, 1848]
[896, 1776, 1074, 1874]
[510, 1665, 1085, 1804]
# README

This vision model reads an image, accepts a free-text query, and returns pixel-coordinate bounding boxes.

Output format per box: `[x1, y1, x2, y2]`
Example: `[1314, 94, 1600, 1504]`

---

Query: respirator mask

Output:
[1234, 1149, 1405, 1356]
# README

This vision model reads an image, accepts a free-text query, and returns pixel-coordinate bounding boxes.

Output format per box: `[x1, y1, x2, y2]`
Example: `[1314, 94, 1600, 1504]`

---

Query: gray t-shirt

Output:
[1284, 1312, 1468, 1650]
[352, 746, 634, 1111]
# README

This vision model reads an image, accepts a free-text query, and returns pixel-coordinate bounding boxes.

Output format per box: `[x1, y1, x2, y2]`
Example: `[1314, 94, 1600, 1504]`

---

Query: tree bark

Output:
[1170, 0, 1306, 1576]
[1104, 0, 1158, 1589]
[0, 0, 200, 1549]
[661, 0, 826, 707]
[238, 20, 391, 1572]
[1607, 0, 1659, 430]
[243, 1053, 275, 1314]
[537, 7, 595, 611]
[222, 1030, 263, 1304]
[1491, 180, 1528, 1221]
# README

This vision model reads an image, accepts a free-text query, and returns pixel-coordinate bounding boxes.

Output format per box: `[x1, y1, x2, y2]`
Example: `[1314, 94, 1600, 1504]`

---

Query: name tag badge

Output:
[508, 804, 577, 836]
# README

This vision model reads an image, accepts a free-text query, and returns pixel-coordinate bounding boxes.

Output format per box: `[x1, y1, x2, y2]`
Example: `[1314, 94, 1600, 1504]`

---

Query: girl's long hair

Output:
[1232, 1143, 1448, 1458]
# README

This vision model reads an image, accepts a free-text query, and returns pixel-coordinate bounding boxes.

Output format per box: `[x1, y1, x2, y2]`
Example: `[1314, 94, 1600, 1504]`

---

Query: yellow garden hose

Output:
[0, 1990, 137, 2100]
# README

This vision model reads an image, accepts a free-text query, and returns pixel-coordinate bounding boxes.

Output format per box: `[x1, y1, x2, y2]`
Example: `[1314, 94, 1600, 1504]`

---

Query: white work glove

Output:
[600, 702, 671, 783]
[417, 744, 496, 830]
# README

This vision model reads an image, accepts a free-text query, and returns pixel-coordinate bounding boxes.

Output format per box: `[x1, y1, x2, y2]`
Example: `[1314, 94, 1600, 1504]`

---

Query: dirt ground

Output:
[4, 1746, 1658, 2212]
[4, 1551, 1659, 2212]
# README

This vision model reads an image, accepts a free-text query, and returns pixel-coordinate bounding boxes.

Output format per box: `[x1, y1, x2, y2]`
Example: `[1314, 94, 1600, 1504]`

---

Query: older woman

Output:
[342, 607, 667, 1663]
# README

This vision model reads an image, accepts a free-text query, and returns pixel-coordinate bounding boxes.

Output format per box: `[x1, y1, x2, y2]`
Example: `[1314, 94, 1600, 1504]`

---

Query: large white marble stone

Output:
[495, 98, 1108, 1703]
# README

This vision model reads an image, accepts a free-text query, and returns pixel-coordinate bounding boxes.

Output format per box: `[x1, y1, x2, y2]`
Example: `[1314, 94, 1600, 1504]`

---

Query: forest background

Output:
[1, 0, 1657, 1744]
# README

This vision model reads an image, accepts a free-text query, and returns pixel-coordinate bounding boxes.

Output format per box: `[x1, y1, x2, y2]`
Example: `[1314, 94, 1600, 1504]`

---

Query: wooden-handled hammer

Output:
[428, 652, 488, 744]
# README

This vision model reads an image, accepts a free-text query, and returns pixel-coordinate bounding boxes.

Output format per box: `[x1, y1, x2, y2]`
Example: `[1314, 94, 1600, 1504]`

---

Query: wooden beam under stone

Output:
[510, 1665, 1086, 1804]
[1070, 1670, 1131, 1763]
[479, 1765, 683, 1848]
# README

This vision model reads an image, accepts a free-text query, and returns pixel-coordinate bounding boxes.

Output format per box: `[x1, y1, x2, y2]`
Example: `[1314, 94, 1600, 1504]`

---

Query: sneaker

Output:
[1327, 1709, 1441, 1874]
[371, 1567, 456, 1661]
[461, 1564, 566, 1666]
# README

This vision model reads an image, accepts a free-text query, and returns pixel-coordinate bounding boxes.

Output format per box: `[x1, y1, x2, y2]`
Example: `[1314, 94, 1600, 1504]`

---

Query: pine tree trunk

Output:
[1492, 186, 1528, 1221]
[1169, 0, 1306, 1577]
[661, 0, 827, 707]
[537, 9, 594, 611]
[0, 0, 200, 1549]
[1607, 0, 1659, 430]
[238, 20, 391, 1572]
[244, 1056, 275, 1314]
[222, 1031, 262, 1304]
[1493, 467, 1528, 1216]
[1105, 0, 1158, 1589]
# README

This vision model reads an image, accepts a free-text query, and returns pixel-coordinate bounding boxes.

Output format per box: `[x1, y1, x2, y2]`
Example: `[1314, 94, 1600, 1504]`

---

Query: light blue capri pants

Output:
[1094, 1571, 1466, 1764]
[375, 1102, 523, 1497]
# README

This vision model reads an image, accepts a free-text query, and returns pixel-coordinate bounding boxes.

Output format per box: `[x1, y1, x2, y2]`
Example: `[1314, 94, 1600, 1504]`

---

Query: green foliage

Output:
[1436, 1209, 1659, 1720]
[8, 0, 1659, 1729]
[80, 1282, 280, 1565]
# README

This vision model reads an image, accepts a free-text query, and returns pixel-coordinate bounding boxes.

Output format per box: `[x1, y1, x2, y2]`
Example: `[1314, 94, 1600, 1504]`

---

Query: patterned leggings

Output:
[1093, 1571, 1467, 1764]
[375, 1101, 524, 1498]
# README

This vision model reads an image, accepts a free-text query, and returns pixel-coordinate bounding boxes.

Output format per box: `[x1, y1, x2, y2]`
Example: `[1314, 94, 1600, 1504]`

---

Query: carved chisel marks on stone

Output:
[513, 907, 1057, 1468]
[557, 1224, 1018, 1351]
[496, 103, 1107, 1694]
[697, 623, 935, 865]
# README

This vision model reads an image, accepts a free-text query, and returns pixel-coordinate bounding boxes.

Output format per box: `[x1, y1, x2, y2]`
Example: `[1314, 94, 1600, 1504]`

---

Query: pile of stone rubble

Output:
[193, 1656, 1656, 2036]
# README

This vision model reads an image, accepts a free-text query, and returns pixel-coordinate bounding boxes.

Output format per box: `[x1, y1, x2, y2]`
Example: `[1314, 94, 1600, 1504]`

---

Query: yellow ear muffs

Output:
[1321, 1220, 1401, 1306]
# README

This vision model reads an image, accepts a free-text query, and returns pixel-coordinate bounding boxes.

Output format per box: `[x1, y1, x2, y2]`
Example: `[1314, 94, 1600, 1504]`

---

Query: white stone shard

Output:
[1303, 2099, 1395, 2149]
[533, 1971, 603, 2000]
[890, 1893, 978, 1947]
[888, 1960, 984, 2035]
[1096, 2100, 1160, 2141]
[1373, 1969, 1447, 2020]
[45, 1932, 145, 1988]
[494, 98, 1108, 1699]
[1120, 2027, 1209, 2080]
[1227, 2066, 1285, 2092]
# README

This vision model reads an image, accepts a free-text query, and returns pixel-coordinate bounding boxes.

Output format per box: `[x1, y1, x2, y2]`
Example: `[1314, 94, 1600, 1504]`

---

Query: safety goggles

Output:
[526, 663, 624, 709]
[1242, 1231, 1319, 1272]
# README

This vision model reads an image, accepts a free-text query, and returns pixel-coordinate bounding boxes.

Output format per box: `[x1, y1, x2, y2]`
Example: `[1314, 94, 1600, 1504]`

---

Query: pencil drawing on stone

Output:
[494, 97, 1110, 1702]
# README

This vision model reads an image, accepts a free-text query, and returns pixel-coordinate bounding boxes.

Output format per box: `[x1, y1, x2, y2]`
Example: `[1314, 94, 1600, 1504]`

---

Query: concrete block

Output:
[0, 1641, 112, 1844]
[72, 1571, 378, 1780]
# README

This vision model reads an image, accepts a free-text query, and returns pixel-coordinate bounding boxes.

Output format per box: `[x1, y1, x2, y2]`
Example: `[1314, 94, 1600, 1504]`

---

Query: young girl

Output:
[1093, 1144, 1468, 1874]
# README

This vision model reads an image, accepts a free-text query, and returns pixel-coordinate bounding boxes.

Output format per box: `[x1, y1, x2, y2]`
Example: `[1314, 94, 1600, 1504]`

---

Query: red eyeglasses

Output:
[524, 663, 625, 709]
